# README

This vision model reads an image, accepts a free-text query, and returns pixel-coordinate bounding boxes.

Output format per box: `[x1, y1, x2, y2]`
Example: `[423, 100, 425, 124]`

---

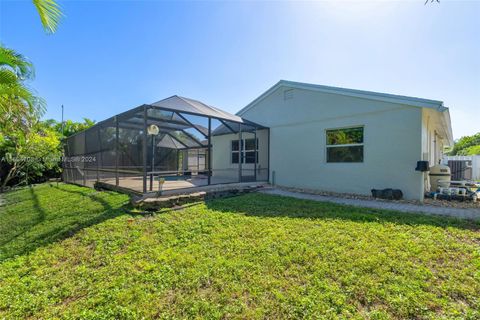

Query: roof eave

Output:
[440, 108, 454, 146]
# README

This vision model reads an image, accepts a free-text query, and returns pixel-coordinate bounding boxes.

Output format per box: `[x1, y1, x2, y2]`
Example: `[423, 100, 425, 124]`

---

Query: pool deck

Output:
[95, 175, 244, 193]
[94, 175, 268, 198]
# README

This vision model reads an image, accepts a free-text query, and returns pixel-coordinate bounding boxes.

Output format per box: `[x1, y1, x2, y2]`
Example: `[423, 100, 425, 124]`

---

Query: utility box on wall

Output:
[415, 161, 430, 172]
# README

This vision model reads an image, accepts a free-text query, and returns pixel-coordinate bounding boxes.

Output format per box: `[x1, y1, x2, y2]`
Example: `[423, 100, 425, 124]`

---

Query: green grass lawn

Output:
[0, 184, 479, 319]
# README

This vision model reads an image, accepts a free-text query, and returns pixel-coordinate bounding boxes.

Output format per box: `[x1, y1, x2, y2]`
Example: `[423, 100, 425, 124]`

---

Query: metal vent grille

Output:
[284, 89, 294, 100]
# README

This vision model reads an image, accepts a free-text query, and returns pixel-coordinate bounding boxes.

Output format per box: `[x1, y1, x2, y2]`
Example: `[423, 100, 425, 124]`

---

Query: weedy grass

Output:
[0, 183, 479, 319]
[0, 183, 129, 261]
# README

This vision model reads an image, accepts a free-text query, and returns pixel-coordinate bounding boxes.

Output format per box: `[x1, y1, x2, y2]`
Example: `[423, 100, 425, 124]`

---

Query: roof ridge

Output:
[278, 80, 444, 106]
[150, 95, 253, 124]
[177, 95, 243, 121]
[175, 95, 206, 115]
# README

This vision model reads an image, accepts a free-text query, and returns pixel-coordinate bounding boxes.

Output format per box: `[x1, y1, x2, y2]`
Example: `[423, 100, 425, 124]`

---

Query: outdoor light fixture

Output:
[147, 124, 160, 191]
[147, 124, 160, 136]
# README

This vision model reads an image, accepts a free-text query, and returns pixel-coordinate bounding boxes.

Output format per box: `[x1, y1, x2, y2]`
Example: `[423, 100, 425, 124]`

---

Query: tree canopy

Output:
[1, 118, 95, 190]
[0, 44, 45, 134]
[448, 132, 480, 156]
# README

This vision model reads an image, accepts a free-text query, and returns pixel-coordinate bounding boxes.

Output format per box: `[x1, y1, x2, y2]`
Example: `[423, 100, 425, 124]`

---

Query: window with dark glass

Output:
[326, 127, 364, 163]
[231, 140, 240, 151]
[231, 152, 240, 164]
[231, 140, 241, 164]
[231, 138, 258, 164]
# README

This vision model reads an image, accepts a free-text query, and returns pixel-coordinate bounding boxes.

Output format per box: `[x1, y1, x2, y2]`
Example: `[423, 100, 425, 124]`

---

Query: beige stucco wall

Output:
[211, 129, 269, 182]
[240, 87, 425, 200]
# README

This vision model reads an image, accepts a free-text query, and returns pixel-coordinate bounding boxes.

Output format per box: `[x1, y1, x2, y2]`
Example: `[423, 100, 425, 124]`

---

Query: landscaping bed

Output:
[276, 185, 480, 209]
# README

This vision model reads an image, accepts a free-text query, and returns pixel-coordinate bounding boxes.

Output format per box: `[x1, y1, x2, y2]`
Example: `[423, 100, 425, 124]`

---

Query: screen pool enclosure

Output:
[63, 96, 269, 195]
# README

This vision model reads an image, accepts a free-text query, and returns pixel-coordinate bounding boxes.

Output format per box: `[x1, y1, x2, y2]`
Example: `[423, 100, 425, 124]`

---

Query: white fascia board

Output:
[441, 108, 454, 146]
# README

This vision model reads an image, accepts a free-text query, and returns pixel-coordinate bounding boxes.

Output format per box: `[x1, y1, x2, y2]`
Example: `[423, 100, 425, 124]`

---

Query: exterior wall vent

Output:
[283, 89, 294, 100]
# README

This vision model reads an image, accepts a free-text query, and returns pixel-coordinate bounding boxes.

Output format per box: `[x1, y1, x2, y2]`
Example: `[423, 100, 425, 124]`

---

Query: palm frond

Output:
[0, 45, 34, 79]
[0, 69, 18, 85]
[32, 0, 63, 34]
[0, 82, 46, 116]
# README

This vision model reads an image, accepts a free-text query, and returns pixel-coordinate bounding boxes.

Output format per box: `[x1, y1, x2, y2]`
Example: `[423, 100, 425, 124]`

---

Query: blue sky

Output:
[1, 0, 479, 139]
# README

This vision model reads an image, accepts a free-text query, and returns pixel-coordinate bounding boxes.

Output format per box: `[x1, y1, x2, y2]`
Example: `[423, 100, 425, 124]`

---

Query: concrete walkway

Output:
[260, 188, 480, 220]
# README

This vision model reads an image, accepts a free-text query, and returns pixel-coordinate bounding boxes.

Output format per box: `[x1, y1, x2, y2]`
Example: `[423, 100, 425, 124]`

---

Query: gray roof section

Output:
[150, 95, 245, 123]
[156, 134, 186, 149]
[65, 95, 266, 142]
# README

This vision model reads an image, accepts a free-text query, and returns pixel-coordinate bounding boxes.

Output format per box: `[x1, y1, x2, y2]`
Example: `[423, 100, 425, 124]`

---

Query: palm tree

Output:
[0, 45, 45, 131]
[32, 0, 63, 34]
[0, 45, 47, 191]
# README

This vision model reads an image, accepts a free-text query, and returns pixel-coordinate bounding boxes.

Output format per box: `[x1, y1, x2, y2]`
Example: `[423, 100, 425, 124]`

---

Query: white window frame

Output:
[231, 138, 258, 164]
[231, 140, 241, 164]
[325, 126, 364, 163]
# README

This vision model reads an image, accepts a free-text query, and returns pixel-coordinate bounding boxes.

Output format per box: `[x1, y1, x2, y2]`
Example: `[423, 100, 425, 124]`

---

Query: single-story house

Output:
[213, 80, 453, 200]
[63, 80, 453, 201]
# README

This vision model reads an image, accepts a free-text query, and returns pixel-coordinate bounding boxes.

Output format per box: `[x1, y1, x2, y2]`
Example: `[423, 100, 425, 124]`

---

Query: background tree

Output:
[448, 132, 480, 156]
[0, 123, 61, 191]
[0, 118, 95, 191]
[56, 118, 96, 137]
